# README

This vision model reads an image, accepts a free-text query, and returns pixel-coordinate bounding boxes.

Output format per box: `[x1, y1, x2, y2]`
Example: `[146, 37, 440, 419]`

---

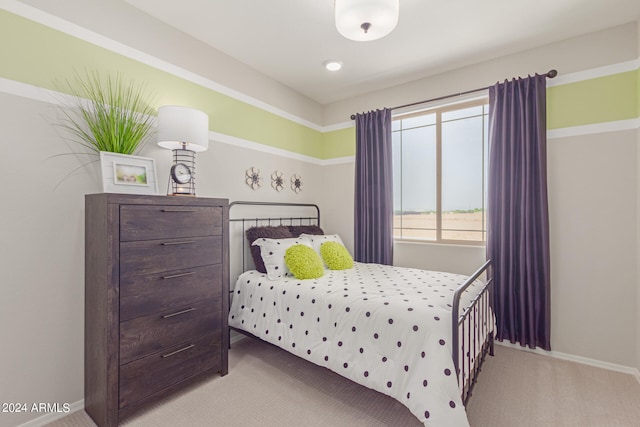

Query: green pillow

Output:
[284, 244, 324, 280]
[320, 241, 354, 270]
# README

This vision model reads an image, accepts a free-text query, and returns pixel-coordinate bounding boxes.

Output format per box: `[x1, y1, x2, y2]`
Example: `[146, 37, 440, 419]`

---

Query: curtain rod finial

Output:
[547, 69, 558, 78]
[350, 114, 356, 120]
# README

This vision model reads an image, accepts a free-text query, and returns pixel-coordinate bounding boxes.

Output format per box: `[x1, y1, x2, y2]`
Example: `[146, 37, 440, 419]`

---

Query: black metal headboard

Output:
[229, 201, 321, 279]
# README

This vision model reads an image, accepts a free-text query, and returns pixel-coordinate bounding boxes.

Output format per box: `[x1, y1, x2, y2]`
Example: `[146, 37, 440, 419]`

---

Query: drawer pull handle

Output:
[161, 241, 195, 246]
[161, 344, 195, 358]
[162, 272, 195, 280]
[162, 307, 196, 319]
[161, 209, 195, 213]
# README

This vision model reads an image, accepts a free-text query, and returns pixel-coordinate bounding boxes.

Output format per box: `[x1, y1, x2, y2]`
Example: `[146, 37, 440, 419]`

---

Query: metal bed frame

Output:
[229, 201, 320, 273]
[452, 260, 495, 404]
[229, 200, 494, 404]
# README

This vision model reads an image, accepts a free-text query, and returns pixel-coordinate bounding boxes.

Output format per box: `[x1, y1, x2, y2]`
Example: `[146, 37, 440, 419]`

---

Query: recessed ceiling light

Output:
[324, 60, 343, 71]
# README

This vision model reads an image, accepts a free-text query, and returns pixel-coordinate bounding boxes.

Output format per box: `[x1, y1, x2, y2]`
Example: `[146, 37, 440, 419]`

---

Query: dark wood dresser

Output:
[84, 194, 229, 427]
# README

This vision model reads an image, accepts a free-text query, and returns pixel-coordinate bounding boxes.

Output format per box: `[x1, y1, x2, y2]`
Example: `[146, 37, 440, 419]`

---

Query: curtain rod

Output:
[349, 69, 558, 120]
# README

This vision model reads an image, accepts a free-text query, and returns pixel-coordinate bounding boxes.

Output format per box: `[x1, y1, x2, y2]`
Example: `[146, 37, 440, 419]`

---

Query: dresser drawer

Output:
[119, 333, 221, 409]
[120, 265, 222, 322]
[120, 236, 222, 278]
[120, 205, 223, 242]
[120, 298, 222, 365]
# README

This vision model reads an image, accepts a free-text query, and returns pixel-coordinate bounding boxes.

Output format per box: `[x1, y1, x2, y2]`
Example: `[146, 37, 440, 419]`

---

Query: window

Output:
[392, 98, 489, 244]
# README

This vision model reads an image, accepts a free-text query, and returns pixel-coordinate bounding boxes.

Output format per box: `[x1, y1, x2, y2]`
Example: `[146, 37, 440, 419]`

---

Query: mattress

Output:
[229, 262, 492, 427]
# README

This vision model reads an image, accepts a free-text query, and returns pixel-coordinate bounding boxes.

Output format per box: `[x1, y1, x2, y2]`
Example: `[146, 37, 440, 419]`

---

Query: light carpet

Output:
[47, 337, 640, 427]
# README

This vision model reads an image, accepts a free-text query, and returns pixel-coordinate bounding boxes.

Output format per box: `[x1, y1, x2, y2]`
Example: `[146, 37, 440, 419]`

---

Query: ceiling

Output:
[125, 0, 640, 105]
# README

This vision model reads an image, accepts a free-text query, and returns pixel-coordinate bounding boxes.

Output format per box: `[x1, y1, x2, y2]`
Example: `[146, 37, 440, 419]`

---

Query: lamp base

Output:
[167, 148, 197, 196]
[167, 191, 196, 197]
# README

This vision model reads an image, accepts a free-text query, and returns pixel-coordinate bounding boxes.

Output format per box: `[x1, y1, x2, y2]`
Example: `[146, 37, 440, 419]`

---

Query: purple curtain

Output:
[487, 75, 551, 350]
[354, 109, 393, 265]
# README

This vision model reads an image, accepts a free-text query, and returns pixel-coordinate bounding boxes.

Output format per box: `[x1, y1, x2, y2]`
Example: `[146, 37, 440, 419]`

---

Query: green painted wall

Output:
[0, 10, 323, 158]
[326, 68, 640, 159]
[322, 127, 356, 159]
[637, 68, 640, 117]
[0, 9, 638, 162]
[330, 70, 640, 159]
[547, 71, 638, 129]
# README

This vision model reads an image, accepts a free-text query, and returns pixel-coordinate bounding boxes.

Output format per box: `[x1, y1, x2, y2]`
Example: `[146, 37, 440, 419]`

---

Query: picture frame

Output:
[100, 152, 159, 195]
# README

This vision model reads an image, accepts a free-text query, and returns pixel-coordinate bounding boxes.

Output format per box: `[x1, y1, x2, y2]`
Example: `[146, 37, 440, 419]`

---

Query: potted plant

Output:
[57, 69, 156, 155]
[55, 70, 159, 193]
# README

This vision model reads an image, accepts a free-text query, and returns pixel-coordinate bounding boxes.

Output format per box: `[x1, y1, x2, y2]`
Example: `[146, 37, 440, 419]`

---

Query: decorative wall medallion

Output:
[291, 174, 303, 193]
[245, 167, 262, 190]
[271, 170, 284, 191]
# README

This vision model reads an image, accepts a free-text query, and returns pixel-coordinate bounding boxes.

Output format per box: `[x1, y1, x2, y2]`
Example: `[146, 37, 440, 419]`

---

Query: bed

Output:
[228, 201, 494, 427]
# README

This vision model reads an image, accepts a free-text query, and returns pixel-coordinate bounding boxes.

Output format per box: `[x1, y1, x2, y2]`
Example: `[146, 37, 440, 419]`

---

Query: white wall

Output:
[201, 139, 325, 283]
[637, 18, 640, 374]
[316, 162, 356, 252]
[394, 243, 486, 276]
[0, 89, 324, 427]
[637, 130, 640, 376]
[0, 92, 88, 427]
[547, 130, 637, 366]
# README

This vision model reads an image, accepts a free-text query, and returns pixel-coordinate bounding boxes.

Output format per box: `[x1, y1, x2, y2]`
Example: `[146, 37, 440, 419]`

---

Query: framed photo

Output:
[100, 152, 159, 195]
[113, 163, 148, 186]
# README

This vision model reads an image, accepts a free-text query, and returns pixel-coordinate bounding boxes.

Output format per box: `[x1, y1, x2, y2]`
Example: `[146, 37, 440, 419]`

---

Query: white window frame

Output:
[392, 97, 489, 246]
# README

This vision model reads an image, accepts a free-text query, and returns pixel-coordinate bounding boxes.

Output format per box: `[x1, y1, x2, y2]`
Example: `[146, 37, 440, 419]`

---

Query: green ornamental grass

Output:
[57, 70, 156, 155]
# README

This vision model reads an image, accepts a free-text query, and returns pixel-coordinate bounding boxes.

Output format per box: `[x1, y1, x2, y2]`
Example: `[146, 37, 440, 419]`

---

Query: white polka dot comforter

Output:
[229, 262, 492, 427]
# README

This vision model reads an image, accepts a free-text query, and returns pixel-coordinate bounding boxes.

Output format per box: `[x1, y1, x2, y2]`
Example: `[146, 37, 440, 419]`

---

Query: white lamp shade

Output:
[157, 105, 209, 152]
[335, 0, 399, 42]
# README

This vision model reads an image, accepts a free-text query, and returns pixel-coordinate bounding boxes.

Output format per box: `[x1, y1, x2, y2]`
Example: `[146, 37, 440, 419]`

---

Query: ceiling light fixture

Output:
[334, 0, 399, 42]
[324, 60, 343, 71]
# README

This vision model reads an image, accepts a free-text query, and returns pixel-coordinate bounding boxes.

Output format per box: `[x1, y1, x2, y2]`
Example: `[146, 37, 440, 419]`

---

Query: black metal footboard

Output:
[451, 260, 494, 404]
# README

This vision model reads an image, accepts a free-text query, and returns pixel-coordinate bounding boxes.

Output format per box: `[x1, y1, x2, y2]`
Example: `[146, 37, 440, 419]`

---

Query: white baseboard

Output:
[496, 341, 640, 385]
[16, 399, 84, 427]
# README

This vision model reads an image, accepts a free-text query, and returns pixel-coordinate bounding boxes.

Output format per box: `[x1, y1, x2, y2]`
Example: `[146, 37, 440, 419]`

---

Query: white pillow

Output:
[300, 233, 345, 256]
[252, 236, 312, 280]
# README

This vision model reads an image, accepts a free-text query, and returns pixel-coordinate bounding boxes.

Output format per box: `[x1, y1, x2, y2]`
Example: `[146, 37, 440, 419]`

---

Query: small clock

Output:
[170, 163, 192, 184]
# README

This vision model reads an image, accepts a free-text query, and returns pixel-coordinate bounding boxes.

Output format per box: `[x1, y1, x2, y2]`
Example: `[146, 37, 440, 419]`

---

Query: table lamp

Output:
[157, 105, 209, 196]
